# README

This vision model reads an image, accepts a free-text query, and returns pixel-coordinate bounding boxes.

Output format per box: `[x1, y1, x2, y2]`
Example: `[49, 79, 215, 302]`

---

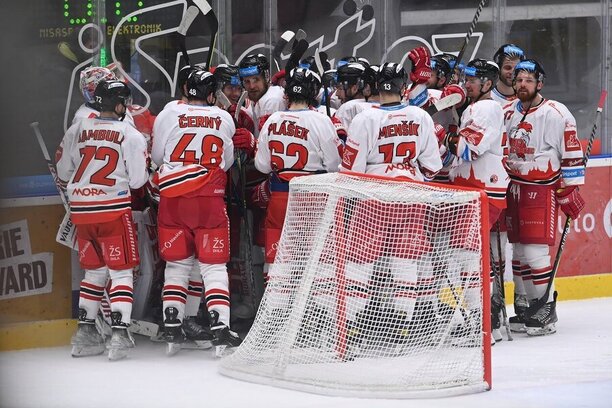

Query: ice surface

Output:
[1, 298, 611, 408]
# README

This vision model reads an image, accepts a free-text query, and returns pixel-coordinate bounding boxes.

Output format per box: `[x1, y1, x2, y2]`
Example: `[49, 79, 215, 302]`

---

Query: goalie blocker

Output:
[219, 172, 492, 398]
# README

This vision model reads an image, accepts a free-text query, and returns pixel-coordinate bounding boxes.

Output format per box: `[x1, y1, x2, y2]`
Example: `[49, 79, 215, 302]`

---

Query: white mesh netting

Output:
[219, 172, 491, 398]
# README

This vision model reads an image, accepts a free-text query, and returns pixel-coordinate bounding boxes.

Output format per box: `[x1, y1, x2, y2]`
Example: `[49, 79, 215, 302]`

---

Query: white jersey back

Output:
[56, 117, 148, 224]
[341, 103, 442, 181]
[72, 103, 136, 127]
[251, 85, 287, 136]
[334, 98, 375, 130]
[151, 102, 235, 196]
[450, 99, 509, 208]
[255, 109, 342, 175]
[503, 98, 584, 187]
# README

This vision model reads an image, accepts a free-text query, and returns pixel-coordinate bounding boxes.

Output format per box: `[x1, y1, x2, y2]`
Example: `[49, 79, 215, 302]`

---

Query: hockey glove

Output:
[331, 116, 347, 143]
[407, 46, 432, 85]
[434, 123, 447, 146]
[440, 84, 466, 109]
[443, 132, 460, 156]
[271, 70, 286, 86]
[228, 105, 255, 132]
[250, 179, 271, 209]
[556, 186, 585, 219]
[233, 128, 256, 157]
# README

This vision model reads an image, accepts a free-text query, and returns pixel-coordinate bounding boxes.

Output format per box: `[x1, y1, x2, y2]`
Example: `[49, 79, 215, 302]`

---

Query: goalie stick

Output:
[424, 93, 463, 116]
[524, 90, 607, 319]
[192, 0, 218, 69]
[30, 122, 159, 337]
[272, 30, 296, 72]
[176, 5, 199, 66]
[454, 0, 488, 75]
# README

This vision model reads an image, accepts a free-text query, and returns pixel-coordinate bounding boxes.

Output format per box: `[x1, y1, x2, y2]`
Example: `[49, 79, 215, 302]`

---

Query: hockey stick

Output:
[454, 0, 488, 74]
[490, 224, 513, 340]
[193, 0, 218, 69]
[272, 30, 295, 72]
[176, 5, 199, 66]
[424, 93, 463, 116]
[314, 50, 332, 117]
[294, 29, 307, 48]
[285, 39, 309, 77]
[524, 90, 607, 319]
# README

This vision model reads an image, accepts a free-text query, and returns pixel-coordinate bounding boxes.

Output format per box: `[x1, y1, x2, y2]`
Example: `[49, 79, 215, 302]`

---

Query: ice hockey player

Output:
[503, 59, 585, 336]
[151, 70, 245, 355]
[254, 67, 342, 279]
[333, 61, 374, 129]
[442, 59, 509, 344]
[492, 43, 526, 105]
[57, 80, 149, 360]
[213, 64, 255, 133]
[339, 62, 442, 346]
[238, 54, 286, 135]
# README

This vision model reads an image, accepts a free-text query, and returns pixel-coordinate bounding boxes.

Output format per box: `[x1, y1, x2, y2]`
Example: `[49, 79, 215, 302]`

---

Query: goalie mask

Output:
[80, 66, 117, 103]
[285, 67, 321, 103]
[377, 62, 407, 95]
[94, 80, 131, 115]
[239, 54, 270, 81]
[186, 70, 218, 103]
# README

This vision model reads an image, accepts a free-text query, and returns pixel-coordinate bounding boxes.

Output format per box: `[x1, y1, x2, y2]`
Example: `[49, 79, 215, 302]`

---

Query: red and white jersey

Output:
[503, 98, 584, 187]
[250, 85, 287, 135]
[450, 99, 509, 210]
[491, 87, 517, 106]
[341, 103, 442, 181]
[254, 109, 342, 175]
[72, 103, 135, 127]
[426, 89, 459, 183]
[56, 117, 148, 224]
[151, 102, 235, 197]
[334, 98, 376, 130]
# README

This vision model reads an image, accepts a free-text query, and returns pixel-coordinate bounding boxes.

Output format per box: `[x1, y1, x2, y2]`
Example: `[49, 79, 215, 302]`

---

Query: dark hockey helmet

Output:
[186, 70, 218, 101]
[299, 56, 316, 70]
[337, 56, 357, 68]
[285, 67, 321, 101]
[238, 54, 270, 79]
[177, 65, 197, 97]
[464, 59, 499, 86]
[322, 69, 338, 88]
[94, 80, 131, 111]
[493, 43, 526, 67]
[377, 62, 407, 94]
[430, 54, 453, 78]
[513, 58, 546, 82]
[213, 64, 241, 88]
[337, 62, 366, 89]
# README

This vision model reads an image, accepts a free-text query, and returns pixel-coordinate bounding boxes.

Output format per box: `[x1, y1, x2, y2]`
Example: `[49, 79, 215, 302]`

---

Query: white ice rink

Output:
[1, 297, 611, 408]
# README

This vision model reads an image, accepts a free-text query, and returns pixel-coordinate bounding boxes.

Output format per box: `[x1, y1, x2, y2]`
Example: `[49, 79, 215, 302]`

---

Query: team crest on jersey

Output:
[563, 130, 581, 152]
[509, 121, 535, 160]
[342, 144, 358, 170]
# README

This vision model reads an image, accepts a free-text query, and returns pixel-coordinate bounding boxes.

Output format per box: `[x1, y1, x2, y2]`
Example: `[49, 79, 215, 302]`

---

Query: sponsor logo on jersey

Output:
[73, 187, 107, 196]
[563, 130, 581, 151]
[117, 190, 128, 196]
[341, 144, 358, 170]
[385, 162, 417, 176]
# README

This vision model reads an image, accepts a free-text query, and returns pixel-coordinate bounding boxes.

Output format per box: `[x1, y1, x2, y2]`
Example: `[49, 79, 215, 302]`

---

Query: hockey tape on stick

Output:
[177, 6, 199, 66]
[525, 89, 607, 319]
[424, 93, 462, 116]
[272, 30, 295, 71]
[295, 29, 307, 42]
[454, 0, 488, 80]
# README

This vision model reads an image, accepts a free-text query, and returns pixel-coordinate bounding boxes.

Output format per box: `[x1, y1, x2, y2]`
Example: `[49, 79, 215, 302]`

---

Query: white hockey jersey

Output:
[151, 102, 235, 197]
[341, 103, 442, 181]
[491, 87, 517, 106]
[72, 103, 136, 127]
[250, 85, 287, 136]
[503, 98, 584, 187]
[56, 117, 148, 224]
[255, 108, 342, 176]
[449, 99, 509, 210]
[334, 98, 377, 131]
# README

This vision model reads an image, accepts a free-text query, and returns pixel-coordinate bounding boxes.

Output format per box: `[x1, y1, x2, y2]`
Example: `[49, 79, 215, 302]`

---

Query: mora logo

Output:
[73, 188, 107, 196]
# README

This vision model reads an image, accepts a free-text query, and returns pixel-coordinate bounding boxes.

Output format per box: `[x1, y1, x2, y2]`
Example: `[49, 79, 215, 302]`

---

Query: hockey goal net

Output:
[219, 172, 491, 398]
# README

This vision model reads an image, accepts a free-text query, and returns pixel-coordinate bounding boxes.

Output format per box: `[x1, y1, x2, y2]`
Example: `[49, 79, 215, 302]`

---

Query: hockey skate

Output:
[71, 309, 106, 357]
[491, 294, 503, 344]
[162, 307, 186, 356]
[509, 294, 529, 333]
[448, 312, 481, 347]
[181, 316, 213, 350]
[209, 310, 242, 357]
[107, 312, 135, 361]
[525, 292, 558, 336]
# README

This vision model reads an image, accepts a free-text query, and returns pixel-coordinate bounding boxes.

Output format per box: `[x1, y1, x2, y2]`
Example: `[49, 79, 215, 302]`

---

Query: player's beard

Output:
[516, 86, 537, 104]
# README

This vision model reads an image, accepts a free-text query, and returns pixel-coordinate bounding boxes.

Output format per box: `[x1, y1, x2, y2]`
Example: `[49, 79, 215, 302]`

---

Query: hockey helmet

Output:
[464, 59, 499, 86]
[94, 80, 131, 111]
[430, 54, 453, 79]
[285, 67, 321, 101]
[213, 64, 241, 87]
[336, 56, 357, 69]
[377, 62, 407, 94]
[238, 54, 270, 79]
[513, 59, 546, 82]
[80, 66, 117, 103]
[493, 43, 525, 67]
[177, 65, 198, 97]
[186, 70, 218, 101]
[336, 62, 366, 89]
[299, 56, 316, 70]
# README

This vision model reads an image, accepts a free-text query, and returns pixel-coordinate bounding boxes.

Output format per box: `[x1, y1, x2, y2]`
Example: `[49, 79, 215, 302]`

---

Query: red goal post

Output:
[220, 171, 491, 398]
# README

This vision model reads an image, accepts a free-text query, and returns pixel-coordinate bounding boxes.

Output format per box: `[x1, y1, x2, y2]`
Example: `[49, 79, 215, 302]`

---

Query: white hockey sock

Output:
[162, 257, 193, 322]
[200, 262, 230, 326]
[108, 268, 133, 324]
[79, 266, 108, 320]
[185, 262, 203, 317]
